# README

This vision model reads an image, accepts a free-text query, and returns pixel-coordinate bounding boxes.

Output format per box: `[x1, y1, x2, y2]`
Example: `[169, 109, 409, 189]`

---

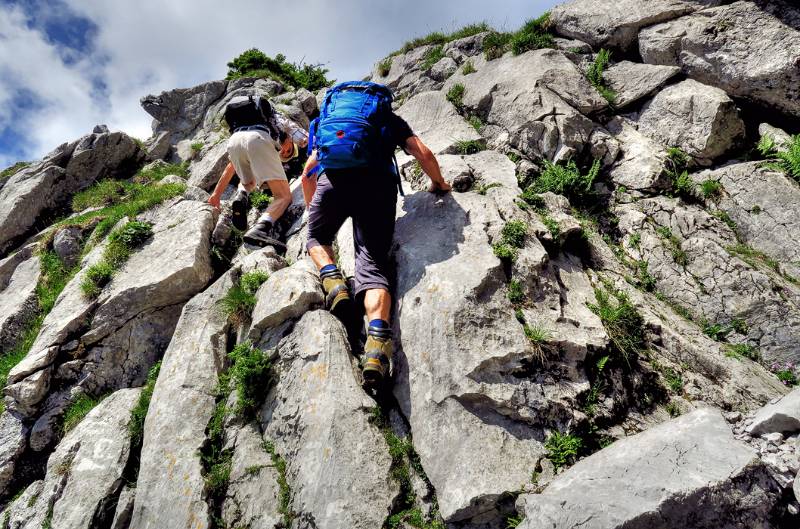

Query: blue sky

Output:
[0, 0, 560, 168]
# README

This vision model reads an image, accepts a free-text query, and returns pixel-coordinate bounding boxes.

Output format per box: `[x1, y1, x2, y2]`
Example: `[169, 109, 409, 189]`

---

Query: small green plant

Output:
[702, 321, 729, 342]
[664, 148, 696, 199]
[585, 48, 615, 104]
[725, 343, 759, 361]
[261, 441, 295, 527]
[726, 243, 779, 272]
[506, 515, 524, 528]
[771, 361, 798, 387]
[628, 233, 641, 249]
[764, 134, 800, 182]
[665, 401, 682, 417]
[507, 279, 525, 305]
[475, 182, 502, 195]
[129, 361, 161, 448]
[62, 393, 106, 433]
[191, 142, 204, 153]
[588, 284, 645, 364]
[527, 159, 600, 202]
[462, 60, 476, 75]
[446, 83, 465, 110]
[545, 431, 582, 470]
[135, 161, 189, 183]
[220, 270, 269, 323]
[81, 221, 154, 298]
[540, 212, 560, 240]
[700, 179, 723, 199]
[510, 14, 555, 55]
[249, 189, 272, 209]
[502, 220, 527, 247]
[492, 243, 518, 262]
[712, 210, 737, 231]
[423, 44, 445, 69]
[468, 115, 483, 132]
[635, 260, 657, 292]
[204, 452, 232, 497]
[507, 152, 521, 164]
[655, 226, 687, 267]
[757, 134, 777, 157]
[454, 139, 486, 155]
[377, 56, 393, 77]
[483, 31, 512, 60]
[227, 342, 272, 419]
[663, 368, 684, 394]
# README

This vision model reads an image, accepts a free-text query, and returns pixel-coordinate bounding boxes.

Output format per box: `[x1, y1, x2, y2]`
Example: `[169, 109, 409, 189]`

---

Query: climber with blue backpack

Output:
[300, 81, 450, 388]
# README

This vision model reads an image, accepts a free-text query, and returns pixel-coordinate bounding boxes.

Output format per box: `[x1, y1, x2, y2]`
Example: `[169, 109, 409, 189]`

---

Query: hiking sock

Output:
[369, 319, 389, 330]
[320, 264, 338, 275]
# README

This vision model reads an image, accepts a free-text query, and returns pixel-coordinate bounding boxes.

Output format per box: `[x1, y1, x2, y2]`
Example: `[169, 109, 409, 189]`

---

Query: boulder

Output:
[516, 408, 782, 528]
[393, 190, 594, 523]
[3, 388, 141, 529]
[550, 0, 722, 52]
[759, 123, 793, 151]
[441, 49, 616, 164]
[247, 260, 323, 343]
[221, 422, 282, 529]
[52, 227, 83, 269]
[635, 79, 745, 165]
[128, 272, 234, 529]
[188, 139, 229, 191]
[260, 310, 398, 528]
[603, 61, 680, 109]
[371, 45, 434, 90]
[140, 80, 227, 138]
[606, 116, 670, 191]
[0, 131, 141, 254]
[0, 247, 40, 354]
[0, 412, 28, 496]
[747, 389, 800, 436]
[395, 91, 482, 155]
[429, 56, 458, 82]
[639, 1, 800, 117]
[697, 162, 800, 278]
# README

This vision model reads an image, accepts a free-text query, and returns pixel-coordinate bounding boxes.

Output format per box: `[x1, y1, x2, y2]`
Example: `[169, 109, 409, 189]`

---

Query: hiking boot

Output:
[320, 267, 351, 319]
[231, 190, 250, 231]
[243, 219, 285, 248]
[362, 325, 393, 387]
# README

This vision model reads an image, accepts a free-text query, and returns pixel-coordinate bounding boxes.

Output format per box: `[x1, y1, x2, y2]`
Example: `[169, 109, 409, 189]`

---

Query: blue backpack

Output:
[312, 81, 396, 171]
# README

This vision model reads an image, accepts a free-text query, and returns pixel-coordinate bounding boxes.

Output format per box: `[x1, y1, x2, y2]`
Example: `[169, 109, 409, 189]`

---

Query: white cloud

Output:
[1, 0, 559, 166]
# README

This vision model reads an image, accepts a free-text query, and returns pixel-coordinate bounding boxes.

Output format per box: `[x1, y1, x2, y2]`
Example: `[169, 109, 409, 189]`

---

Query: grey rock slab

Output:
[141, 80, 228, 137]
[83, 198, 214, 345]
[52, 227, 83, 269]
[551, 0, 722, 51]
[188, 138, 229, 191]
[260, 310, 398, 529]
[371, 45, 433, 89]
[517, 408, 780, 529]
[614, 196, 800, 364]
[759, 123, 793, 151]
[748, 388, 800, 436]
[129, 272, 234, 529]
[0, 249, 40, 354]
[639, 1, 800, 117]
[247, 260, 324, 343]
[222, 422, 281, 529]
[395, 91, 482, 155]
[7, 388, 141, 529]
[635, 79, 745, 165]
[698, 162, 800, 279]
[603, 61, 681, 109]
[443, 49, 615, 164]
[430, 56, 458, 82]
[110, 486, 135, 529]
[393, 190, 557, 522]
[607, 116, 670, 191]
[0, 411, 28, 496]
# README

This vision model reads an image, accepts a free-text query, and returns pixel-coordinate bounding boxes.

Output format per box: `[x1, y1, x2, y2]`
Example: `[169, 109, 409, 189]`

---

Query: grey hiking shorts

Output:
[306, 168, 397, 296]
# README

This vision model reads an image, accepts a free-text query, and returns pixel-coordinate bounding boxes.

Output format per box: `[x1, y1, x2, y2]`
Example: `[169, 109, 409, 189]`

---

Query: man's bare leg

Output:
[364, 288, 391, 322]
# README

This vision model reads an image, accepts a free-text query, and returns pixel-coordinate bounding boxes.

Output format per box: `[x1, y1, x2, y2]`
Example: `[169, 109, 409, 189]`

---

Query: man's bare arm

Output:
[208, 162, 236, 209]
[404, 136, 451, 193]
[301, 150, 320, 207]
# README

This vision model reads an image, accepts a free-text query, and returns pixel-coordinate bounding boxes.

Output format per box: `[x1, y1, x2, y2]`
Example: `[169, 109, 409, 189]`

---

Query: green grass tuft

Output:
[468, 115, 483, 133]
[62, 393, 106, 433]
[250, 189, 272, 210]
[462, 60, 476, 75]
[528, 159, 600, 202]
[191, 142, 204, 153]
[545, 431, 582, 470]
[700, 179, 723, 199]
[763, 134, 800, 181]
[422, 44, 445, 70]
[493, 220, 527, 262]
[0, 161, 31, 181]
[484, 13, 555, 60]
[263, 440, 295, 525]
[588, 284, 645, 364]
[453, 139, 486, 155]
[81, 221, 154, 298]
[377, 57, 393, 77]
[507, 279, 525, 305]
[394, 22, 491, 55]
[664, 147, 696, 199]
[228, 342, 272, 419]
[726, 243, 779, 273]
[446, 83, 465, 111]
[586, 49, 615, 104]
[220, 271, 269, 323]
[128, 361, 161, 449]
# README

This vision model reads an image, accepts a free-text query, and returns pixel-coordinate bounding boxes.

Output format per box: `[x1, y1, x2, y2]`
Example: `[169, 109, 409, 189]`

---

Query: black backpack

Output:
[224, 95, 278, 137]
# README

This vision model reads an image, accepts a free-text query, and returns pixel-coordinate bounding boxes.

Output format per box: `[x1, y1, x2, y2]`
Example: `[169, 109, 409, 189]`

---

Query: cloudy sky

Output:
[0, 0, 560, 168]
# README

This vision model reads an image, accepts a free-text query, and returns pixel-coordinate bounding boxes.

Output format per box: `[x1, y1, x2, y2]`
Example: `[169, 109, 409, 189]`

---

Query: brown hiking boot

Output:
[362, 325, 392, 387]
[320, 267, 351, 318]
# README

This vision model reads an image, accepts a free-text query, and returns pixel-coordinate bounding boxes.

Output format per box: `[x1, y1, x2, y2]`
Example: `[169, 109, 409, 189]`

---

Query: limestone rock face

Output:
[635, 79, 745, 165]
[2, 388, 141, 529]
[0, 247, 40, 354]
[606, 117, 669, 191]
[395, 91, 482, 155]
[260, 310, 399, 529]
[550, 0, 722, 51]
[517, 408, 781, 529]
[747, 389, 800, 436]
[603, 61, 680, 109]
[639, 1, 800, 117]
[0, 131, 141, 255]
